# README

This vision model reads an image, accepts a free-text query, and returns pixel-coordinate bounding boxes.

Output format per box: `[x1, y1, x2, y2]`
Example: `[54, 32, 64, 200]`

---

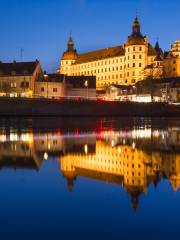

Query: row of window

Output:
[98, 79, 136, 86]
[127, 46, 143, 52]
[69, 63, 143, 76]
[41, 87, 58, 93]
[9, 82, 30, 88]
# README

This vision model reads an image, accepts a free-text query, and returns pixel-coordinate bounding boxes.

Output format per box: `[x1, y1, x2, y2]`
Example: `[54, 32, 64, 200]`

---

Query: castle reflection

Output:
[1, 123, 180, 211]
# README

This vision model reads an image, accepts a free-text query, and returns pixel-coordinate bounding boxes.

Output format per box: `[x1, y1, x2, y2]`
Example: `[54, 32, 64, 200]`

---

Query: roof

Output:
[73, 43, 156, 64]
[75, 45, 125, 64]
[65, 75, 96, 89]
[62, 50, 78, 60]
[37, 74, 65, 83]
[148, 44, 157, 56]
[126, 33, 146, 46]
[0, 61, 40, 76]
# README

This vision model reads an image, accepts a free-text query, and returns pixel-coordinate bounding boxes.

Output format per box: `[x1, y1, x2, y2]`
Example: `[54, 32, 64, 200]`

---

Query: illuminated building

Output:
[58, 17, 180, 91]
[0, 60, 43, 97]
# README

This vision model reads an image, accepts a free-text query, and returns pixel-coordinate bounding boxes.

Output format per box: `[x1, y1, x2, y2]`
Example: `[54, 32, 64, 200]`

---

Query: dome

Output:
[126, 34, 145, 46]
[125, 16, 145, 46]
[62, 36, 78, 60]
[62, 50, 78, 60]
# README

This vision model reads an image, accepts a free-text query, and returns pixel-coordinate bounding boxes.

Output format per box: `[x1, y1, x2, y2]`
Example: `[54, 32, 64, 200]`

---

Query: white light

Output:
[132, 141, 136, 149]
[118, 147, 122, 154]
[44, 152, 48, 160]
[84, 144, 88, 154]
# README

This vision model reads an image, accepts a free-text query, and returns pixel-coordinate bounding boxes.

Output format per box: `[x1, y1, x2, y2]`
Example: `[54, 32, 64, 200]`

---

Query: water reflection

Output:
[0, 119, 180, 212]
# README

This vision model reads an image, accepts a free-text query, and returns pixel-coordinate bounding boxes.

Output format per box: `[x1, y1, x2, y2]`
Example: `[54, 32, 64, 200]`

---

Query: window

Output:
[53, 88, 58, 93]
[133, 47, 136, 51]
[139, 47, 142, 51]
[11, 82, 17, 88]
[133, 63, 135, 67]
[133, 55, 135, 59]
[11, 71, 16, 76]
[139, 63, 142, 67]
[21, 81, 29, 88]
[41, 87, 45, 92]
[139, 55, 142, 59]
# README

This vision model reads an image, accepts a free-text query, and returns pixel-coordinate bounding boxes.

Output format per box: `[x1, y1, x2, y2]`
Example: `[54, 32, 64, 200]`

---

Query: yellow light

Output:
[48, 143, 51, 150]
[84, 144, 88, 154]
[118, 147, 122, 154]
[132, 141, 136, 149]
[44, 152, 48, 160]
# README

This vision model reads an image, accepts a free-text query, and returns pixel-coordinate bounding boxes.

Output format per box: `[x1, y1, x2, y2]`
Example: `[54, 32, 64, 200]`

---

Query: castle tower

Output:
[58, 35, 78, 75]
[124, 17, 148, 85]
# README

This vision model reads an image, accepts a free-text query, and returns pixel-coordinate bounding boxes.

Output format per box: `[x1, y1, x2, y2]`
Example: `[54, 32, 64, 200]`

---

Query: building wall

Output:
[66, 88, 96, 98]
[0, 62, 43, 97]
[164, 58, 180, 78]
[0, 75, 34, 97]
[35, 81, 65, 98]
[124, 43, 148, 84]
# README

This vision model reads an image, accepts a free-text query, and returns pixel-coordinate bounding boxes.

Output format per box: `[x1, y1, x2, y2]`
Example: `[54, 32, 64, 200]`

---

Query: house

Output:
[65, 75, 96, 99]
[35, 74, 65, 99]
[0, 60, 43, 97]
[35, 74, 96, 99]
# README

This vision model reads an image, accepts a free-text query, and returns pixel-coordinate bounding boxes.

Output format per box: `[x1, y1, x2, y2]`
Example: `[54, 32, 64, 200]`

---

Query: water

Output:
[0, 117, 180, 239]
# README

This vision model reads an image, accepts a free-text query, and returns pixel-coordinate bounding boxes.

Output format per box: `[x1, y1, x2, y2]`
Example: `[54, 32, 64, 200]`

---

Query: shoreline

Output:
[0, 97, 180, 117]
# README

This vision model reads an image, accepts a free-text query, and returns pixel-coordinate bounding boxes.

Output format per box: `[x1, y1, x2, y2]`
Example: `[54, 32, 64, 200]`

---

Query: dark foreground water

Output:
[0, 117, 180, 239]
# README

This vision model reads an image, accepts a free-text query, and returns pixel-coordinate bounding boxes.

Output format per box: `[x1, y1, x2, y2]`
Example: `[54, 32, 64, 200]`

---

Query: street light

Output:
[44, 73, 48, 98]
[84, 80, 88, 100]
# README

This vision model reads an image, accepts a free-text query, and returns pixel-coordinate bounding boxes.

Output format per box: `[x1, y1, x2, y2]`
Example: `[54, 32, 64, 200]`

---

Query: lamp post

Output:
[44, 73, 48, 98]
[84, 80, 88, 100]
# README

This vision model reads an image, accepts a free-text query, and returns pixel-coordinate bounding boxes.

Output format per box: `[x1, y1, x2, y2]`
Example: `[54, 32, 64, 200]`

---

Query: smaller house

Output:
[35, 74, 96, 99]
[0, 60, 43, 97]
[65, 76, 96, 99]
[35, 74, 65, 99]
[106, 85, 133, 100]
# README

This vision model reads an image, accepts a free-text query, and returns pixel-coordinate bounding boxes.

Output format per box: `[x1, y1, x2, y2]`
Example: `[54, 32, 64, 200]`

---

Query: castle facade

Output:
[58, 17, 180, 90]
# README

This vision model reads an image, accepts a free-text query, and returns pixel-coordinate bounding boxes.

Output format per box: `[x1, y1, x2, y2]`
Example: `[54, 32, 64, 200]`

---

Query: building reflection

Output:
[0, 125, 180, 211]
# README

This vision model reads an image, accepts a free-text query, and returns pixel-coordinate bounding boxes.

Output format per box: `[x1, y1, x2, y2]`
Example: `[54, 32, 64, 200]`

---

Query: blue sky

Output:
[0, 0, 179, 72]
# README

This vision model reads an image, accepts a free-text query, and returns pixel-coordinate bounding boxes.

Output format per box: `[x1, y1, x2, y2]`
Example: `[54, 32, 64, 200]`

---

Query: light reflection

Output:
[1, 123, 180, 212]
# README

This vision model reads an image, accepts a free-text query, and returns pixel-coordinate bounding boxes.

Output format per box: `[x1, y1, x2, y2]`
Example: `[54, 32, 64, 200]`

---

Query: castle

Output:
[58, 17, 180, 90]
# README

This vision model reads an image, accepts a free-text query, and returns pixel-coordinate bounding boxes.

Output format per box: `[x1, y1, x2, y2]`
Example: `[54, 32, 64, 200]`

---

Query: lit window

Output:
[53, 88, 58, 93]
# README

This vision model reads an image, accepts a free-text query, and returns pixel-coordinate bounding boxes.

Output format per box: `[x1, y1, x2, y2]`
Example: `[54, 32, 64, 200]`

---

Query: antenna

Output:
[20, 48, 24, 61]
[136, 9, 138, 18]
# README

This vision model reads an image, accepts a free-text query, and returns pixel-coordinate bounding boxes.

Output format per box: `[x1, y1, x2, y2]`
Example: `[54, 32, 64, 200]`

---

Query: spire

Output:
[131, 196, 139, 214]
[155, 40, 160, 52]
[67, 35, 74, 52]
[155, 40, 163, 57]
[132, 16, 141, 34]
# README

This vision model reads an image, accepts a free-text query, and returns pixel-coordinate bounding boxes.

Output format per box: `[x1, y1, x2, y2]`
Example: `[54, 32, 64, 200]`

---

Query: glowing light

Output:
[48, 143, 51, 150]
[118, 147, 122, 154]
[132, 141, 136, 149]
[84, 144, 88, 154]
[44, 152, 48, 160]
[111, 140, 115, 147]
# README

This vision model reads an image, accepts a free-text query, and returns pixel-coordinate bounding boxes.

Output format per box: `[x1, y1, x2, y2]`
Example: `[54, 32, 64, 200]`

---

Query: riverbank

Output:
[0, 97, 180, 117]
